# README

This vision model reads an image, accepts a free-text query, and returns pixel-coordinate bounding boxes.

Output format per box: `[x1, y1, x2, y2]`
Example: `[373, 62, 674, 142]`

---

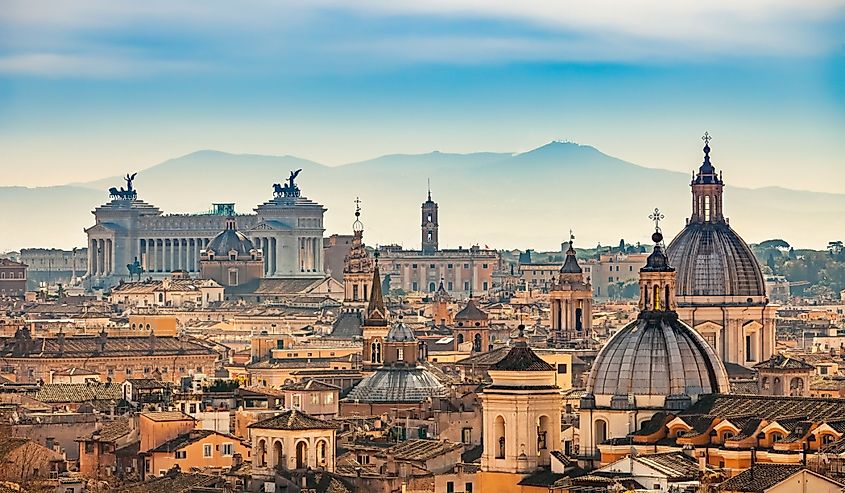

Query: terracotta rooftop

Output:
[282, 379, 340, 392]
[635, 452, 700, 481]
[454, 299, 488, 321]
[385, 439, 463, 461]
[114, 472, 224, 493]
[489, 341, 554, 372]
[33, 382, 123, 403]
[681, 394, 845, 422]
[716, 464, 805, 492]
[248, 409, 337, 431]
[86, 416, 134, 442]
[141, 411, 194, 422]
[754, 354, 815, 371]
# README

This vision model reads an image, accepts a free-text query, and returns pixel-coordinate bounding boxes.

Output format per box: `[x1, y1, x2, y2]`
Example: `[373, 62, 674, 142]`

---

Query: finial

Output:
[702, 131, 712, 157]
[649, 208, 665, 244]
[427, 178, 431, 201]
[354, 197, 361, 217]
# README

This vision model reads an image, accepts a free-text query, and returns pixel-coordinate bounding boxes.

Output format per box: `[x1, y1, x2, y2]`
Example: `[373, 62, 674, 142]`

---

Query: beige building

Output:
[378, 190, 499, 296]
[110, 276, 224, 308]
[250, 410, 337, 473]
[477, 327, 562, 491]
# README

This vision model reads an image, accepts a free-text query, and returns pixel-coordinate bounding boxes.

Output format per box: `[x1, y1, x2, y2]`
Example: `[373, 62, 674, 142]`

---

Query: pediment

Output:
[694, 321, 723, 332]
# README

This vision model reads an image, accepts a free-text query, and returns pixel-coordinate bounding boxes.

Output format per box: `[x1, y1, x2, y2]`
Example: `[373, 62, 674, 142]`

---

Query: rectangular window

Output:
[325, 393, 334, 404]
[447, 282, 453, 290]
[557, 364, 568, 374]
[463, 281, 470, 291]
[462, 428, 472, 444]
[412, 264, 418, 269]
[412, 282, 418, 291]
[429, 264, 435, 269]
[222, 443, 233, 456]
[398, 348, 404, 360]
[175, 450, 187, 459]
[446, 482, 454, 493]
[482, 263, 488, 269]
[203, 444, 213, 458]
[466, 483, 473, 493]
[310, 393, 319, 405]
[447, 264, 453, 269]
[463, 263, 469, 269]
[292, 394, 302, 409]
[482, 281, 488, 291]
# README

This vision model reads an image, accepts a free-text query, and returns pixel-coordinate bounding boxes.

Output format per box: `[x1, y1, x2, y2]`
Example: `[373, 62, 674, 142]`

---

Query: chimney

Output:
[57, 330, 66, 356]
[97, 329, 107, 353]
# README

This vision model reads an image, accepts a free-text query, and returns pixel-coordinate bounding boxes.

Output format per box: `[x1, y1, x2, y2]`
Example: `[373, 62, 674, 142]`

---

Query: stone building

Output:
[342, 199, 373, 305]
[754, 354, 815, 397]
[477, 326, 562, 490]
[361, 259, 390, 371]
[667, 136, 776, 366]
[19, 247, 87, 287]
[579, 224, 730, 466]
[0, 258, 26, 297]
[0, 327, 219, 384]
[85, 171, 326, 286]
[379, 189, 499, 297]
[250, 409, 337, 474]
[453, 298, 490, 354]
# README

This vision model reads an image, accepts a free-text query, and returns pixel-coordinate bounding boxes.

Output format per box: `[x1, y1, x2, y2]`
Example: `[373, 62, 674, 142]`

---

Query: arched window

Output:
[495, 416, 506, 459]
[273, 440, 284, 468]
[537, 415, 550, 451]
[296, 441, 309, 469]
[257, 439, 267, 467]
[653, 285, 660, 310]
[704, 195, 711, 222]
[457, 334, 464, 345]
[317, 440, 328, 466]
[594, 419, 608, 445]
[473, 333, 482, 352]
[575, 307, 583, 332]
[371, 342, 378, 363]
[664, 285, 670, 308]
[770, 432, 783, 443]
[429, 282, 436, 292]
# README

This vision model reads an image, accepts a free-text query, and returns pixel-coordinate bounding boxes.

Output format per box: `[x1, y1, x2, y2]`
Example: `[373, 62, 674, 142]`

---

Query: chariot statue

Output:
[108, 172, 138, 200]
[273, 169, 303, 198]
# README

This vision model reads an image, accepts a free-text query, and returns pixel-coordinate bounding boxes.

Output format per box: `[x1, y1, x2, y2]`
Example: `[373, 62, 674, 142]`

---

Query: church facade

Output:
[84, 171, 326, 287]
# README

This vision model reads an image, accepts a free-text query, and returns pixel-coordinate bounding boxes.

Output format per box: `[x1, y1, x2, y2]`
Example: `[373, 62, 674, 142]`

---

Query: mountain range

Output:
[2, 142, 843, 252]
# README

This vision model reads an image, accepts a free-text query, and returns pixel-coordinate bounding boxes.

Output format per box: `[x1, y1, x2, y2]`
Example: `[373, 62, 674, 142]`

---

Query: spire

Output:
[365, 251, 387, 325]
[560, 230, 582, 274]
[352, 197, 363, 234]
[643, 208, 672, 272]
[427, 178, 432, 202]
[694, 131, 721, 184]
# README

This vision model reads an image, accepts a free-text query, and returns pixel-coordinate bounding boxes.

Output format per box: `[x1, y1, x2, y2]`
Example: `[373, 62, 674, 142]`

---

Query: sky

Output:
[1, 1, 844, 192]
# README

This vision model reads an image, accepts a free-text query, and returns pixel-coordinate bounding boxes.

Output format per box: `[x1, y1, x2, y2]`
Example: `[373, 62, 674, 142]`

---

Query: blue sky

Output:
[1, 0, 844, 192]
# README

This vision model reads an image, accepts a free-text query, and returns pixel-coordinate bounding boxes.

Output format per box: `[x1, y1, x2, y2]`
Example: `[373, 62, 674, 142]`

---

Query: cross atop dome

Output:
[352, 196, 364, 233]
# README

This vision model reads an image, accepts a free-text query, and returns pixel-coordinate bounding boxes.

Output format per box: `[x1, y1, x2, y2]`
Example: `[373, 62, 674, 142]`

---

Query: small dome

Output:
[386, 319, 415, 342]
[586, 312, 729, 404]
[667, 222, 765, 298]
[206, 218, 255, 257]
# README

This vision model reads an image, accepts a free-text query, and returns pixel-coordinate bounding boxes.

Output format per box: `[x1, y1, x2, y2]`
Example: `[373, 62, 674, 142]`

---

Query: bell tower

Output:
[342, 197, 373, 305]
[549, 233, 592, 346]
[362, 252, 389, 371]
[421, 183, 439, 253]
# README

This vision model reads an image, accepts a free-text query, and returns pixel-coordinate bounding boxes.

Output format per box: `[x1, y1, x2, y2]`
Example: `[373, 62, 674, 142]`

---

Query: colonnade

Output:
[89, 238, 114, 276]
[139, 237, 210, 273]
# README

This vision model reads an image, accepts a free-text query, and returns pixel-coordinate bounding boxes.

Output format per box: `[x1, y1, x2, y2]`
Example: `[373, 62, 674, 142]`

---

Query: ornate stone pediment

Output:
[85, 222, 121, 236]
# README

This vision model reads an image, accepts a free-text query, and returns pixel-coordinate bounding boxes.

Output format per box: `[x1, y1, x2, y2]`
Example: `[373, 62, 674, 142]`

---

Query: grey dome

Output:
[207, 229, 255, 257]
[666, 222, 765, 299]
[586, 313, 729, 401]
[386, 320, 416, 342]
[345, 367, 447, 403]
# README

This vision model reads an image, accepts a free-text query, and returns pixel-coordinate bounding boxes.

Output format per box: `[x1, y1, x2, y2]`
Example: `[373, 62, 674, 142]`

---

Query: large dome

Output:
[667, 222, 765, 299]
[586, 312, 729, 407]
